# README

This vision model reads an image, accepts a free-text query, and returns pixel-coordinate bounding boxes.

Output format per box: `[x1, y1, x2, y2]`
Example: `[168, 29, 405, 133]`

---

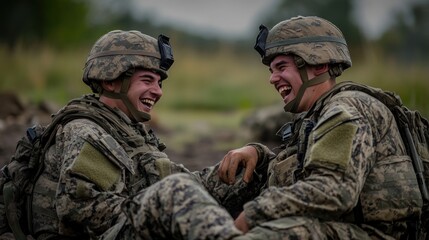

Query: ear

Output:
[313, 64, 329, 76]
[100, 81, 116, 92]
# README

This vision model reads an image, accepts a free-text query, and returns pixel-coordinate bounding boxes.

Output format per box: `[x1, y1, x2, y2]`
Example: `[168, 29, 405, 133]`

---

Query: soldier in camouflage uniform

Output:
[216, 16, 424, 239]
[17, 30, 265, 239]
[119, 16, 424, 239]
[4, 18, 424, 240]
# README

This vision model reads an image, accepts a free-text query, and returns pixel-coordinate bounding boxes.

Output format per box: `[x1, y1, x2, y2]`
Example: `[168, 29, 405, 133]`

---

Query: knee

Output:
[162, 173, 197, 188]
[155, 173, 204, 199]
[244, 217, 326, 240]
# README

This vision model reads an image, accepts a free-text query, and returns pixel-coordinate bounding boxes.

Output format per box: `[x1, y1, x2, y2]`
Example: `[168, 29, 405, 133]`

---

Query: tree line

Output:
[1, 0, 428, 62]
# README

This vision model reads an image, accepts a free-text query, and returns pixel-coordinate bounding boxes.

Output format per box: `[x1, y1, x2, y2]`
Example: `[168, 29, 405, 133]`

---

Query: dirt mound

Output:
[0, 92, 59, 167]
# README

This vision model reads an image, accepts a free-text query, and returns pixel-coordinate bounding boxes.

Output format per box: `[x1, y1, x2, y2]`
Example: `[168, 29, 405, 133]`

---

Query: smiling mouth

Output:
[278, 86, 292, 99]
[141, 99, 155, 110]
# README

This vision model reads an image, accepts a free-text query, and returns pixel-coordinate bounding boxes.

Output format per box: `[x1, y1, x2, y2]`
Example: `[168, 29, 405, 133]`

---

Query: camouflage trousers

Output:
[105, 173, 372, 240]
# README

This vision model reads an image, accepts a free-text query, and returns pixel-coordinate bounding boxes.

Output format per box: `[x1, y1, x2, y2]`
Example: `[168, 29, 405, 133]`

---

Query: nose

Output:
[269, 72, 280, 85]
[151, 82, 163, 97]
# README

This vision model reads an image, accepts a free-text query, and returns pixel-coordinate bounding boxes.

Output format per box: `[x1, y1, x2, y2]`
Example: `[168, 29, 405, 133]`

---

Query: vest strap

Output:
[4, 182, 27, 240]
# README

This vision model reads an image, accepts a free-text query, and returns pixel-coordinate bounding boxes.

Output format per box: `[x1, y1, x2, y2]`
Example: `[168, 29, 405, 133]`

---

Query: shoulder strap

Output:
[3, 181, 26, 240]
[311, 81, 400, 115]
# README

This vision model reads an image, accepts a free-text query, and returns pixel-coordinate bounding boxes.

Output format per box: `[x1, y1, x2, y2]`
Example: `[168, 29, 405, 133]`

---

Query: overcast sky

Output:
[352, 0, 425, 39]
[129, 0, 278, 39]
[125, 0, 424, 40]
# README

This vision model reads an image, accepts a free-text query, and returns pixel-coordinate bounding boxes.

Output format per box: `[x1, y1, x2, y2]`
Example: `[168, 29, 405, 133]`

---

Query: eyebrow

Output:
[137, 72, 156, 79]
[269, 60, 288, 72]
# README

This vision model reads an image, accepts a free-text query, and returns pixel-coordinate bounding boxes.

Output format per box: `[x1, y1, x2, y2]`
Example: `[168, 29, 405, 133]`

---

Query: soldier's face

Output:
[269, 55, 303, 108]
[127, 69, 163, 114]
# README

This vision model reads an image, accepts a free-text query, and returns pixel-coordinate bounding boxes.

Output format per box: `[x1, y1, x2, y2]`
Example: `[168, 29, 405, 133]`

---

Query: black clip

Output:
[254, 25, 269, 57]
[26, 126, 38, 143]
[276, 122, 293, 142]
[158, 34, 174, 71]
[1, 165, 11, 180]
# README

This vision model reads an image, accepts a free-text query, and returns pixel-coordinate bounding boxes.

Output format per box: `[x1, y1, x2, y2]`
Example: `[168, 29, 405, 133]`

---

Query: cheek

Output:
[292, 73, 304, 90]
[128, 81, 146, 95]
[126, 87, 141, 102]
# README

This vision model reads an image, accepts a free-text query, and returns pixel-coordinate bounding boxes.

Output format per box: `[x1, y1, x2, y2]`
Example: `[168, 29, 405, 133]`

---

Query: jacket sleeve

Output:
[55, 120, 129, 236]
[243, 98, 372, 228]
[168, 142, 274, 218]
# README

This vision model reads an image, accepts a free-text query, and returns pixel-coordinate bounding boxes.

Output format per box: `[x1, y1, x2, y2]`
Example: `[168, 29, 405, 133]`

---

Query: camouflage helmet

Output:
[254, 16, 351, 69]
[83, 30, 174, 87]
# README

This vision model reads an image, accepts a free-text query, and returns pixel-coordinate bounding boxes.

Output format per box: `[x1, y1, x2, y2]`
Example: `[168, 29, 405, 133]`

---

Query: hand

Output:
[234, 211, 250, 233]
[218, 146, 258, 184]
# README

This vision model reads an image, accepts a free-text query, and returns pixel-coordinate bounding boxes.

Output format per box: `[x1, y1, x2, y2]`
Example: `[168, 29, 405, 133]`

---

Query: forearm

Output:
[245, 142, 275, 174]
[243, 167, 359, 228]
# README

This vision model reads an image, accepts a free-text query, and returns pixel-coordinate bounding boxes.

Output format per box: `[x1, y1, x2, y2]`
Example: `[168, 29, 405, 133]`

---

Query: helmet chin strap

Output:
[101, 72, 151, 122]
[284, 62, 331, 113]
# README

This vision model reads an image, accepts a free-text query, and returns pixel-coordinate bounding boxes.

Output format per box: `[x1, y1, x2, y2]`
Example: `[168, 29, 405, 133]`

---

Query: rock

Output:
[0, 93, 58, 167]
[0, 92, 25, 119]
[241, 104, 295, 147]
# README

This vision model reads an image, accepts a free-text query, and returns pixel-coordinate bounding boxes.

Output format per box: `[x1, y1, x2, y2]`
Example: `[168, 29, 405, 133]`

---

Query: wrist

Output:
[245, 143, 273, 172]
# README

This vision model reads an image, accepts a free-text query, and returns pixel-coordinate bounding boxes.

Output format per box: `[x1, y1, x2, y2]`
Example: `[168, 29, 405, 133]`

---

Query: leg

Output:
[124, 173, 242, 240]
[234, 217, 371, 240]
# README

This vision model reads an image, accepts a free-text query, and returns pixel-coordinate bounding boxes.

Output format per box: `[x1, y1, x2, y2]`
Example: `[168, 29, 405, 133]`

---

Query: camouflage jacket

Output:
[31, 95, 263, 239]
[244, 84, 423, 239]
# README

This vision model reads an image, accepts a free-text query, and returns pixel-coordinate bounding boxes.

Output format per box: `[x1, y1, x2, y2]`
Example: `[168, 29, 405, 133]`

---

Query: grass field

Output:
[1, 43, 427, 156]
[1, 43, 428, 120]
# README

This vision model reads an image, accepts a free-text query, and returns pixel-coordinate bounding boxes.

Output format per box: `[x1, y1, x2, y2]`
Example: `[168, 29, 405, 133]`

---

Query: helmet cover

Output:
[83, 30, 174, 86]
[255, 16, 351, 68]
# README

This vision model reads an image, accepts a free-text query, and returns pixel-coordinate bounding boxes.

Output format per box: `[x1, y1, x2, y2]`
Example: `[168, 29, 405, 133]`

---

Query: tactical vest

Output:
[2, 95, 172, 239]
[270, 82, 427, 239]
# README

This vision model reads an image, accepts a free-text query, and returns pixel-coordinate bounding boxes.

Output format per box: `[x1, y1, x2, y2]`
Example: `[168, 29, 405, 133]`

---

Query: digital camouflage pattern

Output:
[242, 85, 422, 239]
[115, 173, 242, 240]
[3, 20, 424, 240]
[106, 173, 366, 240]
[28, 94, 265, 239]
[262, 16, 352, 69]
[255, 16, 353, 113]
[115, 174, 356, 240]
[111, 15, 425, 240]
[83, 30, 168, 85]
[92, 82, 423, 239]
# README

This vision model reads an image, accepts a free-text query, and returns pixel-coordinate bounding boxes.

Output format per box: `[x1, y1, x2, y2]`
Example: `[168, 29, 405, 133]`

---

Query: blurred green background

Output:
[1, 0, 428, 135]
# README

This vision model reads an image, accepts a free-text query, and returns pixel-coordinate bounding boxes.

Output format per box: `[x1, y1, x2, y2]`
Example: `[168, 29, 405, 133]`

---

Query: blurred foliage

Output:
[340, 45, 429, 117]
[377, 3, 429, 62]
[0, 41, 427, 117]
[0, 0, 89, 48]
[2, 0, 428, 60]
[0, 0, 427, 118]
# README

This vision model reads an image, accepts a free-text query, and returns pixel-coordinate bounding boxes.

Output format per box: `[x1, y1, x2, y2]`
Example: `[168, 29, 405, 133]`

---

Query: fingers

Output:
[218, 152, 232, 183]
[226, 152, 240, 184]
[218, 150, 240, 184]
[218, 146, 259, 184]
[242, 146, 258, 183]
[242, 163, 254, 183]
[218, 155, 229, 183]
[234, 212, 250, 233]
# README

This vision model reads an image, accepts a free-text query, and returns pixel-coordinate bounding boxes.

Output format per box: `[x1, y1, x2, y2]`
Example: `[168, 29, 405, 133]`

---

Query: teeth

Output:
[278, 86, 291, 95]
[141, 99, 155, 106]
